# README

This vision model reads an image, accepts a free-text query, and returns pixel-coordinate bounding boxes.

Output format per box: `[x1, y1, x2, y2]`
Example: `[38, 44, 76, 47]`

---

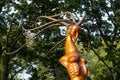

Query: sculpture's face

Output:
[67, 25, 80, 42]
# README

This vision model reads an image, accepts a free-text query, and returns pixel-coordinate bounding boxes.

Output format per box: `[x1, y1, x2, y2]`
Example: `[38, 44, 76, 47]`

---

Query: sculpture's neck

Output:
[65, 34, 78, 55]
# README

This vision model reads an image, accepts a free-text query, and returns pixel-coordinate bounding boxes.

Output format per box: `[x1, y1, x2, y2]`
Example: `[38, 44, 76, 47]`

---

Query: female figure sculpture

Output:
[59, 24, 88, 80]
[22, 11, 87, 80]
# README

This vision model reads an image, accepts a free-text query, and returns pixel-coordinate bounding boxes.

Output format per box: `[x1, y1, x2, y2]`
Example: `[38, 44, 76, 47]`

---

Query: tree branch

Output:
[5, 23, 62, 55]
[46, 37, 65, 56]
[24, 20, 59, 31]
[24, 19, 72, 31]
[91, 48, 114, 79]
[50, 11, 76, 23]
[5, 26, 11, 52]
[30, 11, 75, 29]
[10, 68, 23, 79]
[89, 0, 110, 48]
[103, 1, 117, 45]
[37, 16, 69, 26]
[76, 15, 86, 26]
[91, 48, 111, 70]
[11, 30, 24, 51]
[96, 18, 110, 48]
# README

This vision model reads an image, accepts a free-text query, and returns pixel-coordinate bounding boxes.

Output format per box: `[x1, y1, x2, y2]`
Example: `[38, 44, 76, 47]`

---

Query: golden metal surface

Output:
[59, 25, 88, 80]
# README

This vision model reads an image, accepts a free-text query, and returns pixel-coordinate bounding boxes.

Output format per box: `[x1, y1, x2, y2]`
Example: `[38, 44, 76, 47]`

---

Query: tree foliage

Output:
[0, 0, 120, 80]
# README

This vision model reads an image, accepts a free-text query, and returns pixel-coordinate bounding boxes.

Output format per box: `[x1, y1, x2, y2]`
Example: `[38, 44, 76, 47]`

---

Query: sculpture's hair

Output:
[6, 11, 86, 55]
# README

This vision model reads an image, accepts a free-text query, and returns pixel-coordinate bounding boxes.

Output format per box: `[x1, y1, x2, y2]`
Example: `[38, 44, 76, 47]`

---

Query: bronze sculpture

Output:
[59, 19, 88, 80]
[22, 11, 88, 80]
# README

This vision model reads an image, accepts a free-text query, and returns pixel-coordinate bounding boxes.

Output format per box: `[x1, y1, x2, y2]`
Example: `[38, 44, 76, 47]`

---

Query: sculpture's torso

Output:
[59, 25, 87, 80]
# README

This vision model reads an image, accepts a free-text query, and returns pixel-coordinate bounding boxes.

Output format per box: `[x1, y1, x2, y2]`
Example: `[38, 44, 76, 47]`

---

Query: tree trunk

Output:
[3, 54, 10, 80]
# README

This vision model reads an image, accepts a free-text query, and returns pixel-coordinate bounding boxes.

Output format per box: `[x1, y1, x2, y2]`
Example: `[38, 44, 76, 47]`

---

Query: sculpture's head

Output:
[67, 25, 80, 42]
[66, 15, 86, 42]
